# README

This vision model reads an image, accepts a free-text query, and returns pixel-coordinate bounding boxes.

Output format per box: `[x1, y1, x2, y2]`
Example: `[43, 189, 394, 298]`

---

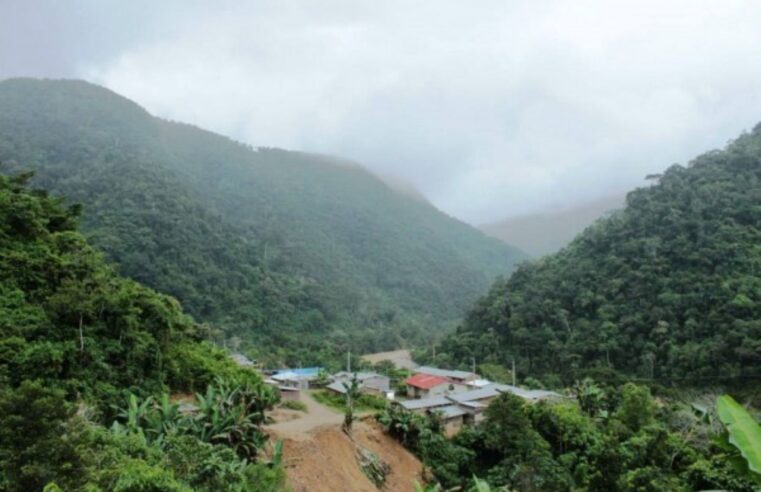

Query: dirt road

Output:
[267, 392, 423, 491]
[267, 392, 344, 440]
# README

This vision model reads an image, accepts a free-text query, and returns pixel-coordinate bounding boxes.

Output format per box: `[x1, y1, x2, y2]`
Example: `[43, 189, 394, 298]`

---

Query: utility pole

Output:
[432, 342, 436, 361]
[347, 349, 351, 373]
[512, 357, 516, 387]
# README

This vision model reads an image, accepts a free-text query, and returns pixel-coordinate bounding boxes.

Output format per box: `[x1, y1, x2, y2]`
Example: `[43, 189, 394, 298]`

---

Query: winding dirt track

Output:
[266, 392, 424, 491]
[266, 392, 344, 440]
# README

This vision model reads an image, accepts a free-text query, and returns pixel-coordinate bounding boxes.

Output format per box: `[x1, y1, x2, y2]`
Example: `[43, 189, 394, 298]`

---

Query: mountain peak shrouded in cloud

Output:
[3, 0, 761, 223]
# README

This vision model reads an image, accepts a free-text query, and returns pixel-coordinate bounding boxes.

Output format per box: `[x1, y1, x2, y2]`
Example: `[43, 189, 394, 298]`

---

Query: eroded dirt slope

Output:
[277, 419, 423, 492]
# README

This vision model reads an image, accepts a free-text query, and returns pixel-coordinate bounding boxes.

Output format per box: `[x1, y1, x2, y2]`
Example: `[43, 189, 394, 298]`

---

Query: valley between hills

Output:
[2, 78, 760, 491]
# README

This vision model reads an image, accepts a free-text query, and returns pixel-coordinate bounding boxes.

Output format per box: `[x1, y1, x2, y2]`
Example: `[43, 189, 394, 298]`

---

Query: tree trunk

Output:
[79, 313, 84, 352]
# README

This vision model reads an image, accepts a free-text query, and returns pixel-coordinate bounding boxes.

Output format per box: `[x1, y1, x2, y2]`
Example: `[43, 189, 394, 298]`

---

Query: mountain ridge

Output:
[0, 77, 527, 364]
[426, 123, 761, 384]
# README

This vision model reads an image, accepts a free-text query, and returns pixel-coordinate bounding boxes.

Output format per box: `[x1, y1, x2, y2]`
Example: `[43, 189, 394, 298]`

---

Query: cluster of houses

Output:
[325, 371, 392, 398]
[242, 353, 562, 435]
[400, 365, 561, 434]
[261, 366, 394, 400]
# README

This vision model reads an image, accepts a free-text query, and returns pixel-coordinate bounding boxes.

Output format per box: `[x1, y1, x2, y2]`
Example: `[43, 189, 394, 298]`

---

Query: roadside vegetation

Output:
[280, 400, 308, 412]
[312, 389, 388, 413]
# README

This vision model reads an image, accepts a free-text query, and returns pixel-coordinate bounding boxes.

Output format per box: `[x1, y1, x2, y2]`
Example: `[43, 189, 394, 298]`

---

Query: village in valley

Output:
[231, 350, 563, 436]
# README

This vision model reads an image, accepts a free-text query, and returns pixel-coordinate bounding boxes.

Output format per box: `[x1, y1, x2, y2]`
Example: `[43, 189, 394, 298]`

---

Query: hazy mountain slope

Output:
[426, 123, 761, 384]
[0, 78, 526, 362]
[480, 194, 625, 256]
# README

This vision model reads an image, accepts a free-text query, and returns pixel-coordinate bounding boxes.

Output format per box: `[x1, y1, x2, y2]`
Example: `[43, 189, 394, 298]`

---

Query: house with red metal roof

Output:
[404, 373, 455, 399]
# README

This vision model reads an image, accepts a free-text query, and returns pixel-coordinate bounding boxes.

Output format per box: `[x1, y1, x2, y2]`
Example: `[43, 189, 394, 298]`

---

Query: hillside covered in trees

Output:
[427, 123, 761, 386]
[0, 172, 283, 491]
[0, 78, 526, 365]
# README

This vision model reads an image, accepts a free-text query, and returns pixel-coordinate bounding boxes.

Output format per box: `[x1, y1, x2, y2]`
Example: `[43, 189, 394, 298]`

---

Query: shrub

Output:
[280, 400, 308, 412]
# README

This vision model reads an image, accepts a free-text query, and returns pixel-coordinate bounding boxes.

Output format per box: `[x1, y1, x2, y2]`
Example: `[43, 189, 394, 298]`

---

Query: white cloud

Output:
[78, 0, 761, 223]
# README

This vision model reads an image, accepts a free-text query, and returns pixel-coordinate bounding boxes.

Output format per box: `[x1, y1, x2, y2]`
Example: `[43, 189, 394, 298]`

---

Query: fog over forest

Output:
[4, 0, 761, 223]
[3, 1, 761, 491]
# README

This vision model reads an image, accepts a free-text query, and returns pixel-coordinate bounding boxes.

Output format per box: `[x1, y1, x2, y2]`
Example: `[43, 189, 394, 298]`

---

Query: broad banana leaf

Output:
[717, 394, 761, 475]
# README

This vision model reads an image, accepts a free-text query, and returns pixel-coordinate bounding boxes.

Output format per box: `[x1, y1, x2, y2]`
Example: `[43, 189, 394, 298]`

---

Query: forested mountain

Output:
[0, 172, 283, 491]
[428, 123, 761, 385]
[0, 78, 526, 364]
[480, 193, 625, 256]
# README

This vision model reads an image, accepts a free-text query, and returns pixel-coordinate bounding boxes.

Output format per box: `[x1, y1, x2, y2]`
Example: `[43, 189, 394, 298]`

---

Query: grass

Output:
[280, 400, 308, 412]
[311, 390, 346, 411]
[311, 389, 388, 412]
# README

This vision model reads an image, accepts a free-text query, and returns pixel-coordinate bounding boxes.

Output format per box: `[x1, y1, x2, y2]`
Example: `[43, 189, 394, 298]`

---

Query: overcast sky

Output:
[3, 1, 761, 224]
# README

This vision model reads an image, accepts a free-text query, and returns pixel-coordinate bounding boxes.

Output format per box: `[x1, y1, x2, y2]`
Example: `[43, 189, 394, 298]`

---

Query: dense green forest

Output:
[0, 172, 283, 490]
[0, 78, 526, 366]
[423, 123, 761, 386]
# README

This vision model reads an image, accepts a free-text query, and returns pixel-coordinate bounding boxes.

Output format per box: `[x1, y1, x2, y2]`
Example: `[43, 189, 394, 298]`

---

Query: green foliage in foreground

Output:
[0, 78, 526, 367]
[427, 123, 761, 385]
[380, 382, 757, 491]
[0, 381, 284, 492]
[112, 380, 276, 459]
[717, 394, 761, 481]
[0, 173, 283, 491]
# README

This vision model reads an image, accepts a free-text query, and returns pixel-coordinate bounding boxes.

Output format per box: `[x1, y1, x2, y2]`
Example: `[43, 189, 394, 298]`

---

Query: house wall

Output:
[405, 404, 450, 415]
[424, 384, 453, 398]
[279, 389, 301, 401]
[408, 380, 469, 398]
[443, 417, 464, 437]
[360, 386, 384, 397]
[279, 378, 310, 390]
[450, 383, 469, 393]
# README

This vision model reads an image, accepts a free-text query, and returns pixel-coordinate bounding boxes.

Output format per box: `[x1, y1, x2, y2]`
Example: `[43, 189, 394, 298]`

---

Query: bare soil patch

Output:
[361, 349, 417, 370]
[279, 419, 423, 492]
[266, 391, 344, 440]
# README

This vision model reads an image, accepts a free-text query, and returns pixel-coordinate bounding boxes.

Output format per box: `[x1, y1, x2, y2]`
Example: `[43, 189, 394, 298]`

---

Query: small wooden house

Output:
[404, 373, 453, 399]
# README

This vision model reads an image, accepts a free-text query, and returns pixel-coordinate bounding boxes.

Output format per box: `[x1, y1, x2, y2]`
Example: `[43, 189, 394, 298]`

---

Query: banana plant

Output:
[716, 394, 761, 481]
[111, 393, 152, 442]
[471, 477, 494, 491]
[192, 380, 268, 458]
[112, 380, 272, 458]
[412, 481, 441, 492]
[143, 393, 183, 445]
[268, 439, 283, 468]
